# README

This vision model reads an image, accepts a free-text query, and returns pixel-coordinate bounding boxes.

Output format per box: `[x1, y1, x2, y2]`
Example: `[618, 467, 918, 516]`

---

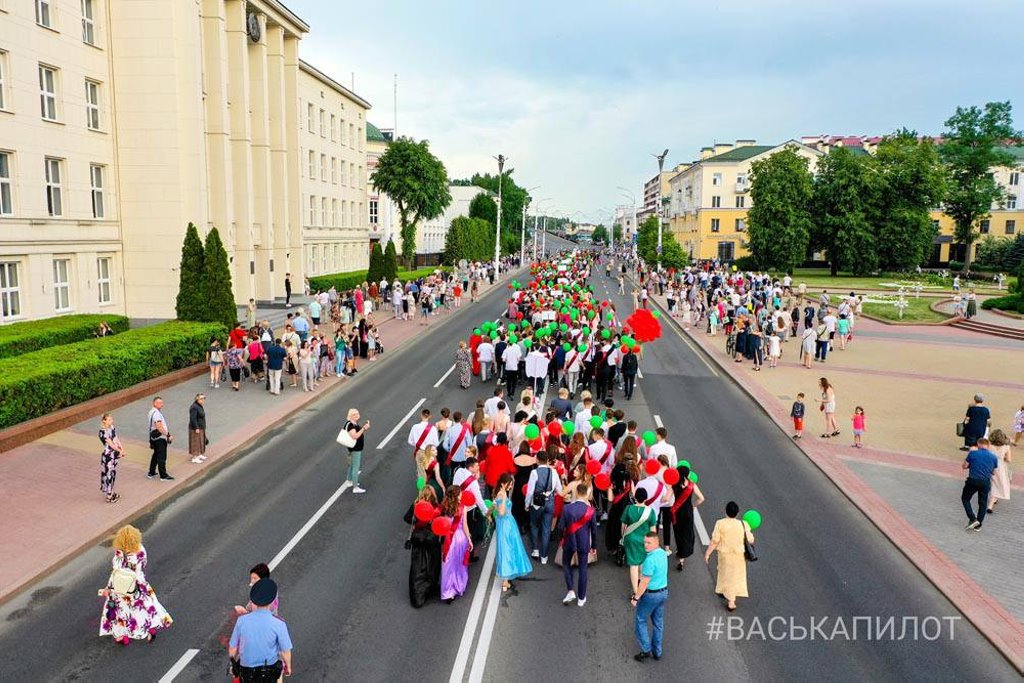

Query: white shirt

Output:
[484, 396, 509, 419]
[407, 421, 439, 451]
[501, 343, 522, 370]
[452, 469, 487, 514]
[587, 439, 615, 473]
[646, 440, 677, 469]
[574, 409, 595, 438]
[824, 314, 837, 333]
[525, 465, 563, 508]
[477, 342, 495, 363]
[637, 475, 669, 511]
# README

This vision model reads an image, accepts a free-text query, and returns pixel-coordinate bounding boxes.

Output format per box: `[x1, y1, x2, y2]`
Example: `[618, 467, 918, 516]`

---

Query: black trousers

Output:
[623, 373, 636, 399]
[961, 478, 990, 525]
[504, 368, 518, 398]
[148, 439, 168, 478]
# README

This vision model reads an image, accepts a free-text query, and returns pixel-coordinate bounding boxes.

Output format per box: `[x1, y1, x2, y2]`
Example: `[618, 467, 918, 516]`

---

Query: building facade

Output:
[365, 121, 396, 248]
[417, 184, 494, 256]
[297, 60, 371, 279]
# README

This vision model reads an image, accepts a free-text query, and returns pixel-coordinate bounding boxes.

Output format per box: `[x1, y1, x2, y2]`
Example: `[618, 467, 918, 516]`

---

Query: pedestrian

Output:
[961, 394, 991, 451]
[284, 272, 292, 307]
[246, 334, 264, 383]
[99, 525, 172, 645]
[559, 481, 597, 607]
[631, 532, 669, 662]
[815, 377, 839, 438]
[452, 457, 488, 560]
[147, 396, 174, 481]
[188, 393, 207, 464]
[342, 408, 370, 494]
[1013, 405, 1024, 446]
[299, 340, 315, 392]
[704, 501, 755, 611]
[440, 486, 472, 604]
[233, 563, 277, 615]
[986, 430, 1012, 514]
[455, 341, 473, 390]
[492, 472, 533, 592]
[246, 298, 257, 329]
[501, 338, 522, 398]
[229, 578, 293, 679]
[851, 406, 866, 448]
[621, 488, 657, 594]
[225, 342, 245, 391]
[526, 450, 561, 565]
[767, 332, 781, 368]
[207, 337, 224, 388]
[790, 393, 805, 439]
[961, 437, 999, 531]
[669, 465, 704, 571]
[621, 346, 639, 400]
[800, 325, 815, 369]
[265, 338, 286, 395]
[406, 486, 442, 608]
[98, 413, 124, 504]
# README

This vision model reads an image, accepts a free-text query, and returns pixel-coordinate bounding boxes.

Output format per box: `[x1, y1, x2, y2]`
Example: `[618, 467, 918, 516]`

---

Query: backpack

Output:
[109, 565, 138, 596]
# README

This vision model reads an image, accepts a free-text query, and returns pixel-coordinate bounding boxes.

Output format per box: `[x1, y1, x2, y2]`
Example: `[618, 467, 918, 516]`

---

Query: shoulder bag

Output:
[337, 421, 357, 449]
[742, 520, 758, 562]
[109, 565, 138, 596]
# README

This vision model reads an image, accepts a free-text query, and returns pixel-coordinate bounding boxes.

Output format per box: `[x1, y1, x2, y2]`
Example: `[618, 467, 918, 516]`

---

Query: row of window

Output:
[306, 195, 365, 229]
[0, 152, 106, 218]
[0, 256, 113, 321]
[0, 53, 106, 131]
[979, 219, 1017, 235]
[305, 103, 364, 152]
[307, 242, 364, 276]
[710, 218, 745, 233]
[304, 150, 363, 188]
[33, 0, 100, 46]
[710, 195, 746, 209]
[711, 172, 747, 188]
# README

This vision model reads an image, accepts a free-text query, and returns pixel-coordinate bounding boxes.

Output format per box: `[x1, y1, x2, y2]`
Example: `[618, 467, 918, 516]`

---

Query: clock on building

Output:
[246, 12, 261, 43]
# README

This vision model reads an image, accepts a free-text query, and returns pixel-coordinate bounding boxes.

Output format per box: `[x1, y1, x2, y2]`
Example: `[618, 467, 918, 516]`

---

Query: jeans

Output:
[335, 354, 345, 375]
[815, 340, 829, 362]
[347, 450, 362, 486]
[268, 369, 283, 394]
[530, 502, 554, 557]
[148, 439, 168, 478]
[961, 478, 990, 524]
[623, 373, 636, 399]
[634, 590, 668, 656]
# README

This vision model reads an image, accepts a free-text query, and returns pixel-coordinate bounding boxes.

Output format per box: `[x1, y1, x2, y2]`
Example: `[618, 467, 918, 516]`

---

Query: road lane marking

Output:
[269, 480, 352, 571]
[694, 507, 711, 547]
[377, 398, 426, 450]
[637, 367, 643, 379]
[435, 363, 456, 387]
[467, 564, 503, 683]
[653, 414, 663, 428]
[159, 648, 200, 683]
[449, 540, 498, 683]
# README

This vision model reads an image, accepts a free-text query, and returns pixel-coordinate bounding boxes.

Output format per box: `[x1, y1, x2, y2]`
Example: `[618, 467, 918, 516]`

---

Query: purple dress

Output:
[441, 514, 470, 600]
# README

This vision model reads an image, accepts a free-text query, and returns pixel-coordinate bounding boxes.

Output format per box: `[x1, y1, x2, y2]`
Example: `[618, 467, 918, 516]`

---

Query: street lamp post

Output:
[522, 186, 540, 267]
[493, 154, 506, 277]
[653, 149, 669, 270]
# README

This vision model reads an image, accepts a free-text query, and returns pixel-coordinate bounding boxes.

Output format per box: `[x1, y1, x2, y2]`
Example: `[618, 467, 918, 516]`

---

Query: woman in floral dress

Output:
[455, 341, 473, 389]
[98, 413, 123, 504]
[99, 525, 172, 645]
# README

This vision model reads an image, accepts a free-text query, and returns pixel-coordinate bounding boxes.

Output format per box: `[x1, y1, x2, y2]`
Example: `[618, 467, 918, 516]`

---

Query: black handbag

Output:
[614, 544, 626, 567]
[956, 422, 965, 437]
[743, 522, 758, 562]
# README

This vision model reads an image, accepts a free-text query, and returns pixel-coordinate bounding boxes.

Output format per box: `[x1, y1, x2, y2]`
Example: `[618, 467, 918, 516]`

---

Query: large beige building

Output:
[0, 0, 375, 323]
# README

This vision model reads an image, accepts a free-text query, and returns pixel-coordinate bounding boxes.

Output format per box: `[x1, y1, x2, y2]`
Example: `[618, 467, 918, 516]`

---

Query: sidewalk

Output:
[0, 273, 514, 603]
[935, 299, 1024, 330]
[641, 288, 1024, 670]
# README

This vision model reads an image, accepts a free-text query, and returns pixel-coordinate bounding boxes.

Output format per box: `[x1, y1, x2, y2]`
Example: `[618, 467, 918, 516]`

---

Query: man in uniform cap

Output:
[229, 578, 293, 680]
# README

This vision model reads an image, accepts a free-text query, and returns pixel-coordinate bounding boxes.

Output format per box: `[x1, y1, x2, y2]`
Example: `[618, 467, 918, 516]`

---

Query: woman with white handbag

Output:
[98, 525, 172, 645]
[339, 408, 371, 493]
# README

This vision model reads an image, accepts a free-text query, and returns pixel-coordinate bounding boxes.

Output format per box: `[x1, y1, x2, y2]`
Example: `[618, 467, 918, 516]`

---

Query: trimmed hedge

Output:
[0, 321, 224, 428]
[0, 314, 129, 360]
[981, 294, 1024, 314]
[309, 266, 450, 293]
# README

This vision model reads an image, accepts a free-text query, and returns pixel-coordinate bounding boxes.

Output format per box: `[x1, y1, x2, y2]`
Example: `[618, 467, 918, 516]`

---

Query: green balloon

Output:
[524, 424, 540, 440]
[509, 321, 518, 330]
[570, 310, 579, 320]
[688, 471, 699, 483]
[586, 309, 596, 319]
[562, 342, 572, 352]
[562, 421, 575, 436]
[490, 331, 499, 339]
[622, 335, 634, 346]
[642, 430, 656, 447]
[416, 476, 426, 491]
[742, 509, 762, 531]
[509, 334, 518, 344]
[485, 499, 494, 510]
[560, 323, 569, 332]
[652, 310, 661, 318]
[473, 328, 482, 336]
[590, 415, 603, 429]
[577, 343, 587, 352]
[582, 326, 591, 336]
[523, 338, 533, 349]
[678, 459, 691, 469]
[606, 311, 614, 320]
[601, 329, 611, 339]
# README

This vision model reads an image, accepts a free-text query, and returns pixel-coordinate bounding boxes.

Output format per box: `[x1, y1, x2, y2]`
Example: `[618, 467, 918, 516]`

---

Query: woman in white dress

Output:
[987, 429, 1012, 513]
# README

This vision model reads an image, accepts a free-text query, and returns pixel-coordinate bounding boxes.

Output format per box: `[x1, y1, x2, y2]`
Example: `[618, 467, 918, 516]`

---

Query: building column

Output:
[266, 24, 288, 301]
[248, 13, 273, 303]
[225, 0, 255, 307]
[283, 35, 302, 287]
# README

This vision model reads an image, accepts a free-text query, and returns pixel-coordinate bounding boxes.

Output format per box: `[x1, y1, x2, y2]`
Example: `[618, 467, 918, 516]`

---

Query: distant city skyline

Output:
[298, 0, 1022, 223]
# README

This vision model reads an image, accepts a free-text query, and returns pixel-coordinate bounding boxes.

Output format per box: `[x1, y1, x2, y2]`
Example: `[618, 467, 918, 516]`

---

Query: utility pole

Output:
[653, 149, 669, 270]
[494, 154, 506, 277]
[520, 203, 527, 265]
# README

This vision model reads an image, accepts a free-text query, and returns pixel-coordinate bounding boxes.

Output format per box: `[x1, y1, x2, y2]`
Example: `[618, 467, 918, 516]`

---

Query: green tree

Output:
[175, 222, 206, 321]
[468, 192, 497, 225]
[372, 137, 452, 268]
[467, 171, 532, 243]
[810, 147, 876, 275]
[366, 242, 384, 283]
[659, 236, 689, 270]
[612, 224, 623, 242]
[940, 101, 1022, 271]
[202, 227, 237, 330]
[747, 145, 814, 272]
[592, 224, 609, 245]
[870, 130, 947, 271]
[383, 239, 398, 281]
[443, 216, 469, 265]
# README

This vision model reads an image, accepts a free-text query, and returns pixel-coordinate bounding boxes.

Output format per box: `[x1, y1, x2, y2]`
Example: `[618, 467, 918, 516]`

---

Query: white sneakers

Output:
[531, 549, 540, 558]
[190, 456, 205, 464]
[541, 556, 548, 565]
[577, 597, 587, 607]
[353, 486, 366, 494]
[562, 590, 576, 605]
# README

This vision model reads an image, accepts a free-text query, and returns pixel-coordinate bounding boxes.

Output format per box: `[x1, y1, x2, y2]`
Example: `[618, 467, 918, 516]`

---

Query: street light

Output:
[522, 185, 541, 266]
[652, 148, 669, 270]
[493, 154, 506, 277]
[532, 198, 551, 260]
[617, 186, 637, 254]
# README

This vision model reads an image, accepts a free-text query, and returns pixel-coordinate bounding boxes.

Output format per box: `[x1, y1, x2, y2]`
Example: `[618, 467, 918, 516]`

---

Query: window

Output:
[0, 262, 21, 319]
[735, 195, 745, 208]
[90, 164, 104, 218]
[358, 202, 363, 226]
[330, 114, 336, 141]
[980, 219, 990, 234]
[370, 199, 378, 225]
[340, 162, 347, 186]
[349, 123, 354, 147]
[321, 247, 327, 274]
[712, 173, 722, 186]
[349, 202, 356, 227]
[736, 173, 747, 186]
[0, 152, 11, 215]
[52, 258, 70, 311]
[1007, 220, 1017, 235]
[331, 198, 338, 226]
[320, 153, 327, 181]
[306, 103, 314, 132]
[1010, 172, 1020, 187]
[358, 165, 364, 189]
[341, 200, 347, 227]
[358, 128, 363, 152]
[307, 150, 315, 178]
[1007, 195, 1018, 210]
[36, 0, 52, 28]
[321, 197, 327, 225]
[333, 245, 340, 270]
[85, 80, 100, 130]
[710, 218, 720, 232]
[45, 157, 62, 216]
[331, 157, 337, 184]
[711, 196, 721, 208]
[340, 117, 346, 145]
[96, 256, 111, 304]
[82, 0, 96, 44]
[735, 218, 746, 232]
[310, 246, 318, 274]
[39, 65, 58, 121]
[0, 51, 8, 111]
[319, 109, 325, 137]
[717, 241, 735, 262]
[349, 162, 355, 187]
[308, 195, 316, 226]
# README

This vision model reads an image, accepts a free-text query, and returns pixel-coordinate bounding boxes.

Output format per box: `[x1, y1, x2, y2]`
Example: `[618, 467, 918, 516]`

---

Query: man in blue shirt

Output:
[962, 437, 999, 531]
[229, 578, 293, 679]
[631, 532, 668, 662]
[291, 314, 309, 343]
[264, 339, 287, 395]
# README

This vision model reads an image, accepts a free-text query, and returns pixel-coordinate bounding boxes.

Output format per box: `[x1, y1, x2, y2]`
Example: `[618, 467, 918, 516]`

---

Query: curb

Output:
[643, 292, 1024, 673]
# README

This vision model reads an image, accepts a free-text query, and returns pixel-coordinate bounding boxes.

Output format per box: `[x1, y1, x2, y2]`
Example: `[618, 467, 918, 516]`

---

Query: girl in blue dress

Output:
[493, 473, 533, 591]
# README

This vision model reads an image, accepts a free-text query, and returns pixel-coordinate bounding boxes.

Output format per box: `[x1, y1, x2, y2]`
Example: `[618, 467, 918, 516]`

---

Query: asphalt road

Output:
[0, 241, 1016, 681]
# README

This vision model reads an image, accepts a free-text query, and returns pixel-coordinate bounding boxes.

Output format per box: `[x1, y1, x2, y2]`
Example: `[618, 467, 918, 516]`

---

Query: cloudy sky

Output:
[298, 0, 1022, 224]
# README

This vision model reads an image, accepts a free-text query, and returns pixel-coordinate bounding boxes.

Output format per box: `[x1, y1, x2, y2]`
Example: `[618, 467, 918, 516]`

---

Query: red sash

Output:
[566, 350, 581, 370]
[412, 423, 433, 458]
[442, 512, 461, 560]
[670, 481, 693, 524]
[559, 506, 595, 547]
[612, 481, 632, 505]
[446, 424, 470, 465]
[598, 441, 613, 465]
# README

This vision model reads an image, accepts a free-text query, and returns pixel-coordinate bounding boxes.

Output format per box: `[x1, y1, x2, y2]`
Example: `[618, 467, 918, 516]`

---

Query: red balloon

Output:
[548, 421, 562, 436]
[522, 483, 529, 497]
[431, 517, 451, 536]
[585, 459, 601, 475]
[663, 468, 680, 485]
[594, 473, 611, 491]
[529, 437, 544, 451]
[461, 490, 476, 507]
[620, 344, 630, 354]
[414, 501, 435, 522]
[645, 459, 660, 476]
[555, 460, 566, 476]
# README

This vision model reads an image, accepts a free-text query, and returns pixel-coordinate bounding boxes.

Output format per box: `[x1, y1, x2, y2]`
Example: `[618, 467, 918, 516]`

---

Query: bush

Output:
[309, 266, 449, 293]
[0, 314, 129, 360]
[980, 294, 1024, 313]
[0, 321, 224, 428]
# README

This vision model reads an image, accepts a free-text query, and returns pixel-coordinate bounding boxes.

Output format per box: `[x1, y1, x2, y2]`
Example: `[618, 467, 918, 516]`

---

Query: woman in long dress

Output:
[406, 487, 442, 608]
[620, 488, 657, 593]
[670, 465, 705, 570]
[987, 429, 1012, 513]
[455, 341, 473, 389]
[512, 443, 537, 534]
[440, 486, 472, 603]
[492, 473, 533, 592]
[605, 445, 638, 553]
[98, 413, 123, 504]
[704, 501, 755, 611]
[99, 525, 172, 644]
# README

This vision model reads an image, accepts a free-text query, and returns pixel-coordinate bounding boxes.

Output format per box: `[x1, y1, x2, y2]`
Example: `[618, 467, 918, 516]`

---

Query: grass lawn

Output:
[861, 297, 950, 323]
[782, 268, 1009, 296]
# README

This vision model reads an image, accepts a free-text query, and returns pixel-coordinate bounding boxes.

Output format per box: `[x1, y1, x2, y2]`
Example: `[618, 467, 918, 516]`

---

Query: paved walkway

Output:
[0, 273, 513, 602]
[935, 299, 1024, 330]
